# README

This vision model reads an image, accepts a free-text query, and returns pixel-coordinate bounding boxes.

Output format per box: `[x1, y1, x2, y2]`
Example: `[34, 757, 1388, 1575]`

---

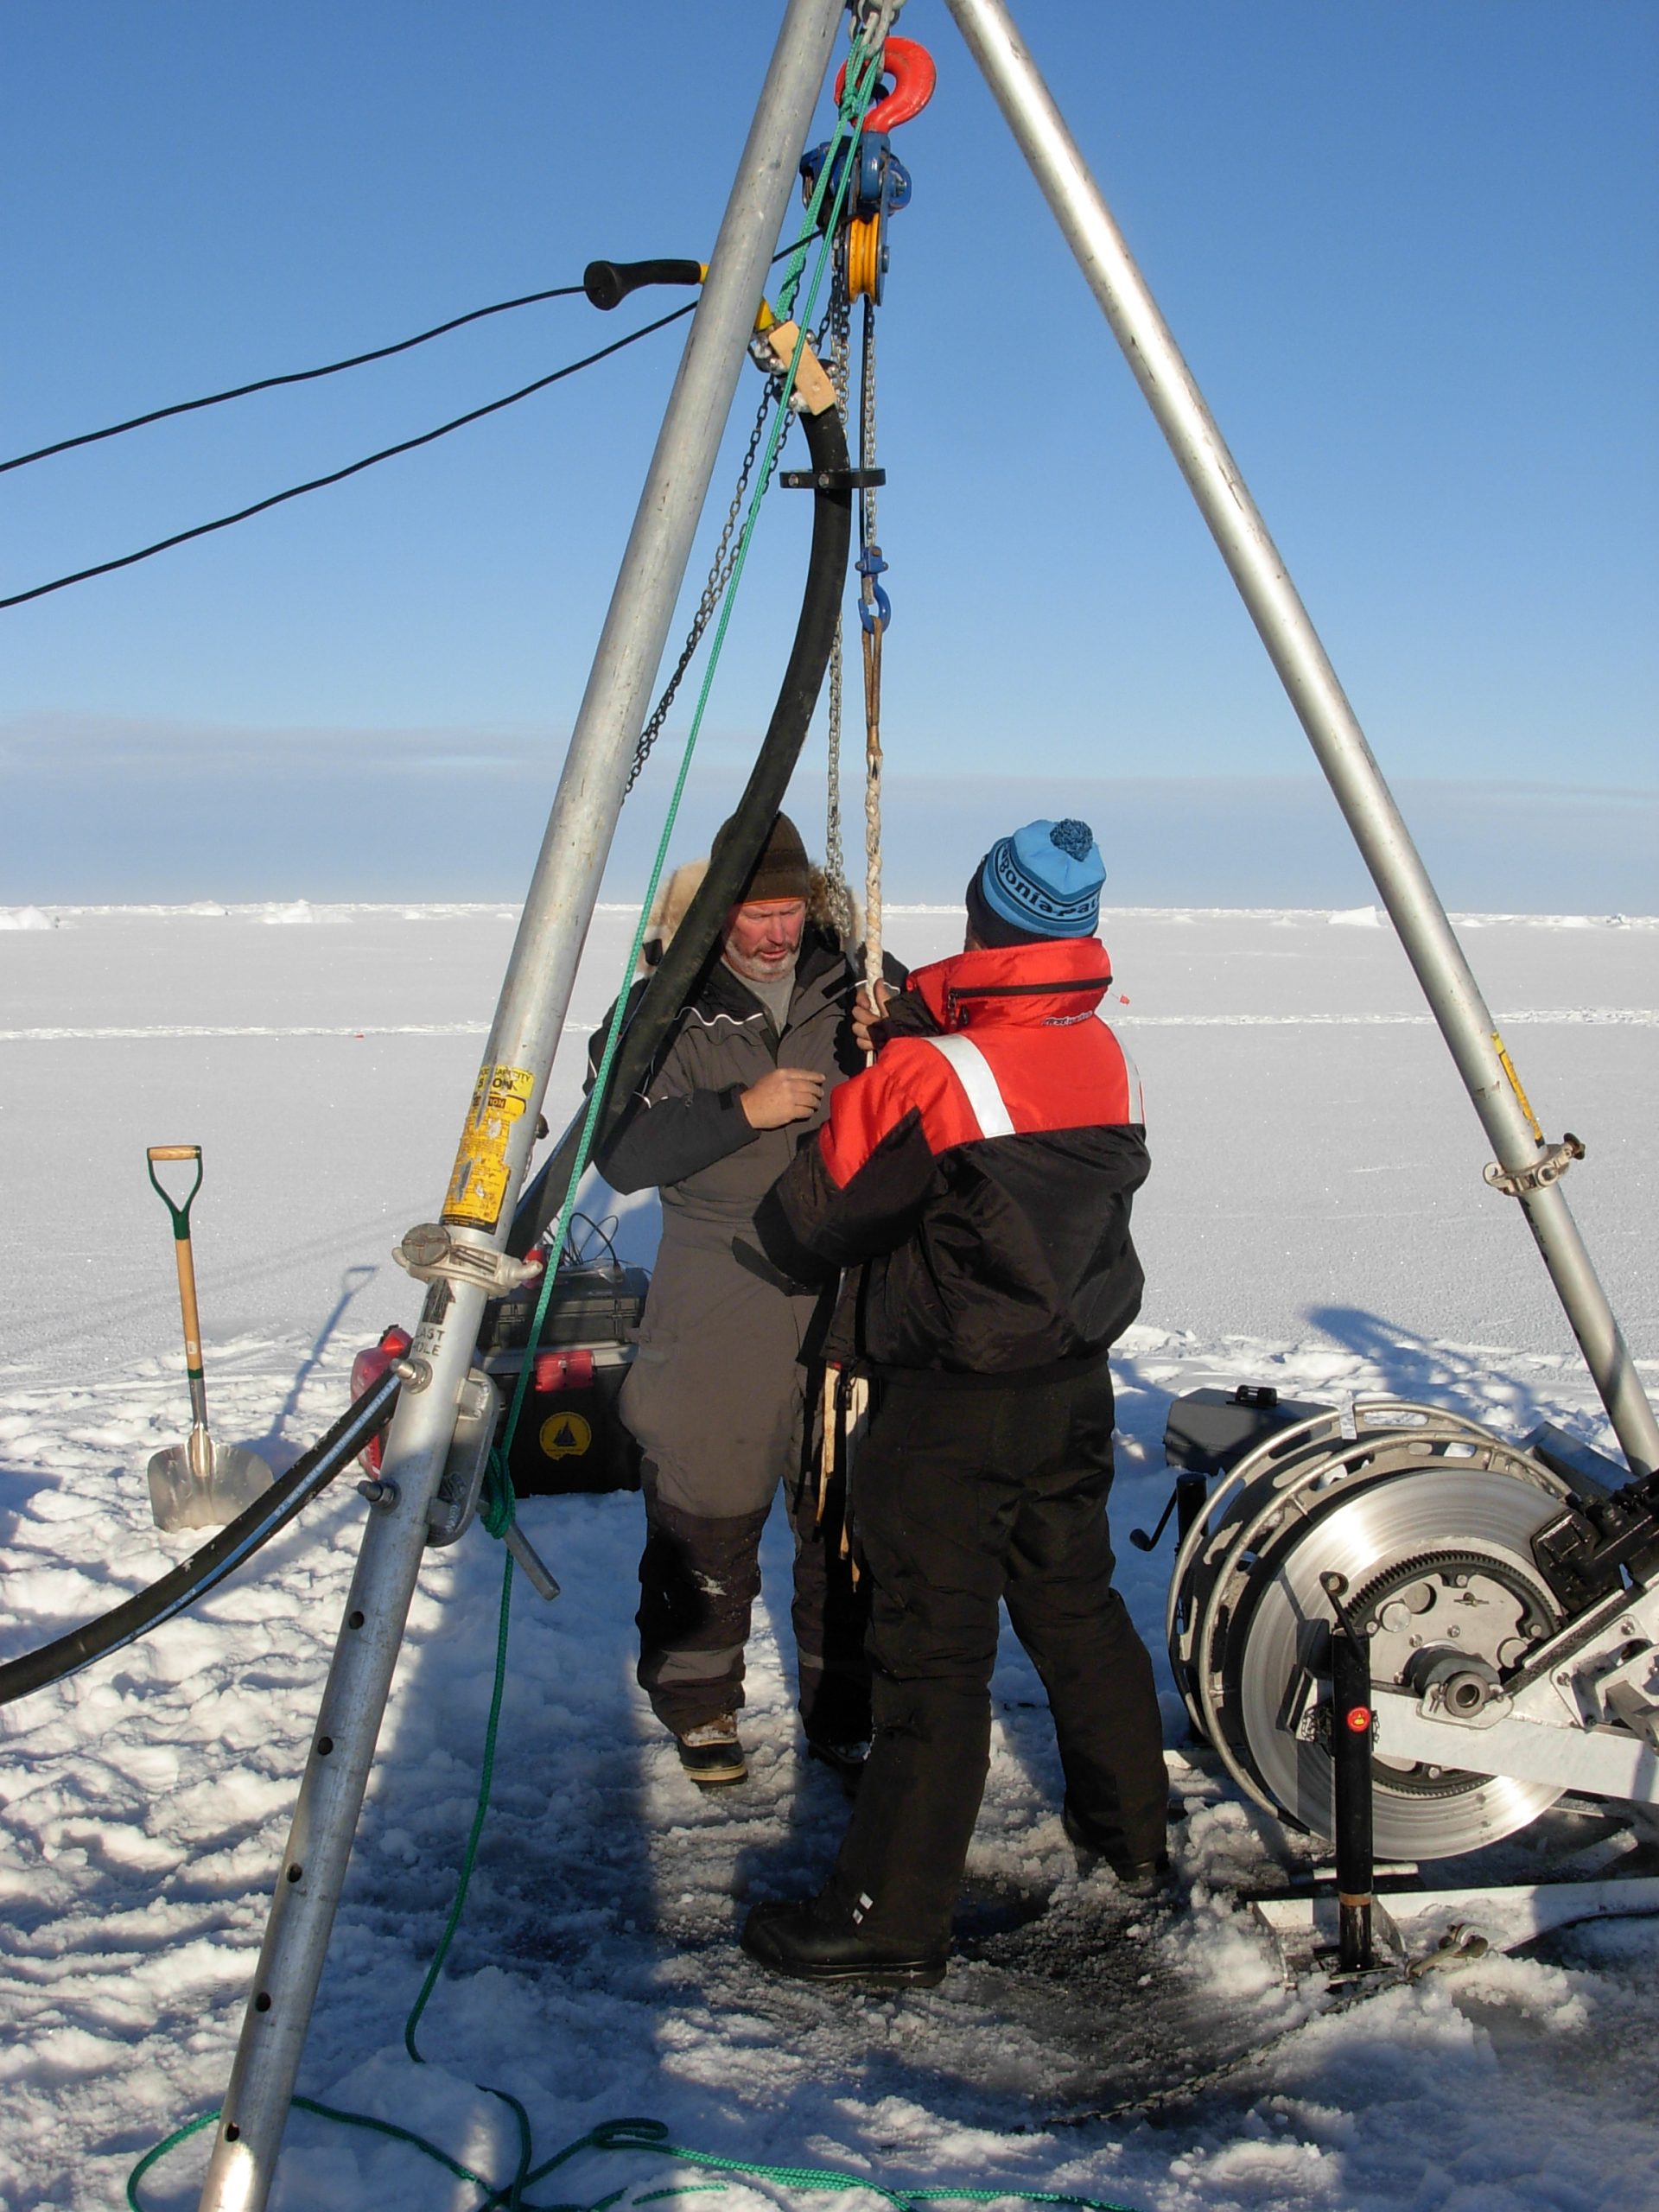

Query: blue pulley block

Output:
[800, 134, 912, 230]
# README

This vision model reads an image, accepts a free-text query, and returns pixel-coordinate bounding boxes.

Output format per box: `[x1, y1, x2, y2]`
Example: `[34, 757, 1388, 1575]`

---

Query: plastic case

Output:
[479, 1262, 648, 1497]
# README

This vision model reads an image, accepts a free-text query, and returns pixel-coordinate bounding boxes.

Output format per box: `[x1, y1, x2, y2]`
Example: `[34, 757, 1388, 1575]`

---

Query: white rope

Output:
[862, 628, 883, 1012]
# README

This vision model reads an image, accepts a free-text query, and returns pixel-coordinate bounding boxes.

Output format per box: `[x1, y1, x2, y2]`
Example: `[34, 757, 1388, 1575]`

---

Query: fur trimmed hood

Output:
[638, 857, 857, 974]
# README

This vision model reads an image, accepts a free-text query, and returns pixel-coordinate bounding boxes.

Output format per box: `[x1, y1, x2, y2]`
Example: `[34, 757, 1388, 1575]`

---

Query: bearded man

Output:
[598, 812, 877, 1787]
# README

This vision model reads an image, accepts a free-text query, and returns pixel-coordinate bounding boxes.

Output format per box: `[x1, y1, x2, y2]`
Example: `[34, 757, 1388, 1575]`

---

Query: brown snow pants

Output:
[636, 1449, 870, 1741]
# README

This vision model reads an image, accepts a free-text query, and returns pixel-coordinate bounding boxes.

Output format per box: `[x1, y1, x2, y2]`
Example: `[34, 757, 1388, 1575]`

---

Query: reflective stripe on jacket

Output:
[764, 937, 1149, 1384]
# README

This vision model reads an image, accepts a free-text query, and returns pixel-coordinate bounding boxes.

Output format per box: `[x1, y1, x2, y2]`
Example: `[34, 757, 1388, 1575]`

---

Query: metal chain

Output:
[626, 383, 784, 792]
[822, 267, 855, 941]
[858, 292, 879, 559]
[858, 294, 883, 995]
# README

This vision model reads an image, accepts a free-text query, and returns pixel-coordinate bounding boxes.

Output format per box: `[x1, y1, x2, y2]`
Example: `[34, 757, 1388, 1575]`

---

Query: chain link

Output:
[858, 293, 879, 558]
[626, 383, 785, 793]
[822, 264, 856, 942]
[856, 294, 884, 990]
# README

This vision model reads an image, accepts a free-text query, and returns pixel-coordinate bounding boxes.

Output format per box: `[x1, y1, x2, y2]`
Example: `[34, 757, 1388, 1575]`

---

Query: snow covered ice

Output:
[2, 902, 1656, 2210]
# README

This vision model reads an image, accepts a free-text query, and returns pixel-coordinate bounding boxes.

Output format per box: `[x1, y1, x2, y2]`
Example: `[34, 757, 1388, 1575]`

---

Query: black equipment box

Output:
[479, 1262, 648, 1497]
[479, 1262, 651, 1354]
[1164, 1385, 1332, 1477]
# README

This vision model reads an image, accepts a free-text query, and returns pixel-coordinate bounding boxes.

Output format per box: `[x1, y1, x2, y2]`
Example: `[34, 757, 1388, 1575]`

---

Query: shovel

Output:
[145, 1145, 272, 1531]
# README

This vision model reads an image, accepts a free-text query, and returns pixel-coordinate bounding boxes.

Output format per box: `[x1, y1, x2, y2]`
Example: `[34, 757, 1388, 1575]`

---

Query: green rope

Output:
[128, 2108, 1141, 2212]
[400, 1527, 516, 2045]
[545, 2122, 1142, 2212]
[397, 29, 884, 2070]
[401, 30, 887, 2079]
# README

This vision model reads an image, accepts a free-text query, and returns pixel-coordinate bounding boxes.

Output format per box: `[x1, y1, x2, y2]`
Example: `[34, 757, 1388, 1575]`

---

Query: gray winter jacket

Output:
[596, 925, 865, 1520]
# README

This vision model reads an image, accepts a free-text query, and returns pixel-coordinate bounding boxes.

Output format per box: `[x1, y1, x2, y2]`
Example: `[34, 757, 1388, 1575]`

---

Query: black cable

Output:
[0, 301, 696, 613]
[0, 283, 586, 475]
[3, 242, 800, 479]
[0, 1371, 398, 1710]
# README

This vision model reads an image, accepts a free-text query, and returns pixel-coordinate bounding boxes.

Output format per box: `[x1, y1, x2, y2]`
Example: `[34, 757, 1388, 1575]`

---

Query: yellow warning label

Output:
[442, 1063, 536, 1230]
[1492, 1032, 1545, 1146]
[539, 1411, 593, 1461]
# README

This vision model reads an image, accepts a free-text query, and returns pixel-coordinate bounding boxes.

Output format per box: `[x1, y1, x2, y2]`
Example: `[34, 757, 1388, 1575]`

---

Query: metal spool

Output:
[1167, 1401, 1580, 1860]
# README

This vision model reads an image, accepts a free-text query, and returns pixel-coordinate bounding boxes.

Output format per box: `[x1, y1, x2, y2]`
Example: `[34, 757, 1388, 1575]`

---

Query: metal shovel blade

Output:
[148, 1433, 273, 1532]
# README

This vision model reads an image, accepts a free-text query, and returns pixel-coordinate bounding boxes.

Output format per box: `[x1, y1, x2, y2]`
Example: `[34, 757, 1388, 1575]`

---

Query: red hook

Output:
[835, 36, 937, 133]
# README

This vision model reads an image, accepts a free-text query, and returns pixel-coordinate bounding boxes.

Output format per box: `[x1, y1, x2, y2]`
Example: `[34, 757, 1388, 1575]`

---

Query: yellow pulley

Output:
[845, 214, 881, 304]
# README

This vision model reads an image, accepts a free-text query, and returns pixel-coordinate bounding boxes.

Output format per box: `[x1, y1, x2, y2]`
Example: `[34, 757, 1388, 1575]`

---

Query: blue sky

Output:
[3, 3, 1655, 906]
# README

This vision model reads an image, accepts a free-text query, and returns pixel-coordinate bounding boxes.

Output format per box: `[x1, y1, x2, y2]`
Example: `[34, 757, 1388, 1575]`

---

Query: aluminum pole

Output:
[946, 0, 1658, 1478]
[198, 5, 846, 2203]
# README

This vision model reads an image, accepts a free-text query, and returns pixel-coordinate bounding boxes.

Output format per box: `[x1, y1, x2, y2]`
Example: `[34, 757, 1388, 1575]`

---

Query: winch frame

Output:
[1169, 1397, 1659, 1862]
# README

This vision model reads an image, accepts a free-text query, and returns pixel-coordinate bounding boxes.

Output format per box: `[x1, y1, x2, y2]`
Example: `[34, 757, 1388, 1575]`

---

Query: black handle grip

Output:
[583, 258, 703, 312]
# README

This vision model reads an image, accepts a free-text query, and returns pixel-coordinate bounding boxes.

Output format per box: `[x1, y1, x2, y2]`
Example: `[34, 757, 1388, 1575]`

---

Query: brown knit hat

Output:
[712, 810, 810, 904]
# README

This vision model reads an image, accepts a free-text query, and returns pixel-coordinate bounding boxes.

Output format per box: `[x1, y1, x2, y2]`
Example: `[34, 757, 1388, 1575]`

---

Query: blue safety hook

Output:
[856, 544, 891, 634]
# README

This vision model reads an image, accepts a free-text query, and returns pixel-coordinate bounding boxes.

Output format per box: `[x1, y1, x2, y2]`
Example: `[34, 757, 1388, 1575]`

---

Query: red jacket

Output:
[764, 938, 1148, 1382]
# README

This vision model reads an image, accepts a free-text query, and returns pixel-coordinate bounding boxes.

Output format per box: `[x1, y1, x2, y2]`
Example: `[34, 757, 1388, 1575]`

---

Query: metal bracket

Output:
[393, 1221, 544, 1297]
[1372, 1683, 1659, 1802]
[423, 1369, 563, 1601]
[1484, 1133, 1585, 1198]
[425, 1369, 499, 1548]
[501, 1522, 562, 1602]
[780, 465, 887, 490]
[849, 0, 906, 45]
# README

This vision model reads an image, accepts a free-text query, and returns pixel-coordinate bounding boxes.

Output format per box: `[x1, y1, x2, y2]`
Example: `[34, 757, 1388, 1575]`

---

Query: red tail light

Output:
[534, 1348, 595, 1394]
[351, 1325, 414, 1471]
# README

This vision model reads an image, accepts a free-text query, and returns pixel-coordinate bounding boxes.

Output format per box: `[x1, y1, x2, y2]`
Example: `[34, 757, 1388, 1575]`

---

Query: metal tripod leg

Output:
[196, 5, 847, 2204]
[946, 0, 1659, 1478]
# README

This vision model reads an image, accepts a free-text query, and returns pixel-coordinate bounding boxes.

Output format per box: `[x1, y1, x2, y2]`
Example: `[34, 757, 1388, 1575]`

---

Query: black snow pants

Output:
[637, 1446, 870, 1742]
[821, 1357, 1167, 1952]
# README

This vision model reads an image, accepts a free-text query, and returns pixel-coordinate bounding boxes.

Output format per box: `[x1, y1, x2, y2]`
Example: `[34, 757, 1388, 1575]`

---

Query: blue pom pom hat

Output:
[965, 817, 1106, 945]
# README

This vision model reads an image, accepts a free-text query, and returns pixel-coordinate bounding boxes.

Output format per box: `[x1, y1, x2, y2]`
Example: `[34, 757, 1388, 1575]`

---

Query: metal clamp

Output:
[849, 0, 907, 53]
[1484, 1133, 1585, 1199]
[425, 1369, 500, 1548]
[392, 1221, 545, 1296]
[780, 466, 887, 491]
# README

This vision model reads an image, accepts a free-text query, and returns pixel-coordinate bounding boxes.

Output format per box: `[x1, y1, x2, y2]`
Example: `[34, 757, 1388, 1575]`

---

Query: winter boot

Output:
[741, 1895, 947, 1988]
[804, 1735, 869, 1796]
[677, 1717, 747, 1788]
[1062, 1797, 1172, 1897]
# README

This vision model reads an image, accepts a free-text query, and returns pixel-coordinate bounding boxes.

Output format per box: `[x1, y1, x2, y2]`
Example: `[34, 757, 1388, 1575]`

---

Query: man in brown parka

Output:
[597, 813, 876, 1787]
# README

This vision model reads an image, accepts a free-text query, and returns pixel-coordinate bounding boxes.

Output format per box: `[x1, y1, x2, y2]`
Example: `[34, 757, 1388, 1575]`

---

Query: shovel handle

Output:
[147, 1145, 203, 1238]
[148, 1147, 207, 1395]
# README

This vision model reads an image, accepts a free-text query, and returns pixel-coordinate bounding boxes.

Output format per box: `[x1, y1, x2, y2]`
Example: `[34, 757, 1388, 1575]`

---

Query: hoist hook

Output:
[834, 36, 938, 133]
[857, 544, 890, 634]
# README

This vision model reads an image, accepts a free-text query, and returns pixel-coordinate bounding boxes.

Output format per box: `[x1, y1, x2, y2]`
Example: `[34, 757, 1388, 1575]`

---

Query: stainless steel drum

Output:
[1166, 1400, 1580, 1861]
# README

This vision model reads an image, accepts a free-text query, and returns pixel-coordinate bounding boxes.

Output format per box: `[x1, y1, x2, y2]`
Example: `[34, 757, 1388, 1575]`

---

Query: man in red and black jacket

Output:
[742, 817, 1170, 1987]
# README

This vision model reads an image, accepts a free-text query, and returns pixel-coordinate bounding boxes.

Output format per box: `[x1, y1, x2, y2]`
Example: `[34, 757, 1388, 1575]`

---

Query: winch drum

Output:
[1167, 1402, 1581, 1861]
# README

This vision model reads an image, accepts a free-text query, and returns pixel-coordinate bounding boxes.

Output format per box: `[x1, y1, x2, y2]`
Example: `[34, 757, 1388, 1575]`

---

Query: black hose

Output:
[0, 1371, 399, 1709]
[507, 393, 855, 1257]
